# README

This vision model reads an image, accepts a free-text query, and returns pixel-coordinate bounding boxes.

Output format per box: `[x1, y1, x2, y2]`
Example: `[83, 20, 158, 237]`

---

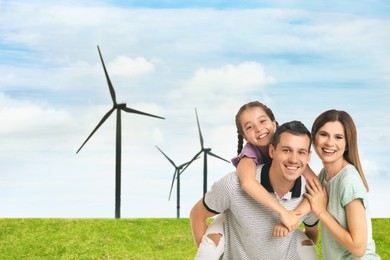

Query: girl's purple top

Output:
[231, 143, 264, 167]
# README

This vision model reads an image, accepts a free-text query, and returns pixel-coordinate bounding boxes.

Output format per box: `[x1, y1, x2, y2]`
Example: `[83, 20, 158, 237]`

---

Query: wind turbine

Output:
[155, 146, 199, 218]
[185, 108, 230, 196]
[76, 45, 164, 219]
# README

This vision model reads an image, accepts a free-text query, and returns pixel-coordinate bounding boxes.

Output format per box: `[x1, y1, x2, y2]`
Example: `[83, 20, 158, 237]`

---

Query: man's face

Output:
[269, 132, 311, 182]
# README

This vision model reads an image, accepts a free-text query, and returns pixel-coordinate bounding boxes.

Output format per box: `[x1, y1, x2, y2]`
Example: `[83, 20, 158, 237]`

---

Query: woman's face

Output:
[314, 121, 346, 165]
[240, 107, 277, 148]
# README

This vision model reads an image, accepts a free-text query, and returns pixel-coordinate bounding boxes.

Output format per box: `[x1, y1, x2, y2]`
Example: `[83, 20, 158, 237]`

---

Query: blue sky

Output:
[0, 0, 389, 218]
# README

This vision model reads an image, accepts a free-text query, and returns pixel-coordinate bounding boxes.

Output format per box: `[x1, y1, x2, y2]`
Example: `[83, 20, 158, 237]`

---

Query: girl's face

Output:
[240, 107, 277, 147]
[314, 121, 347, 165]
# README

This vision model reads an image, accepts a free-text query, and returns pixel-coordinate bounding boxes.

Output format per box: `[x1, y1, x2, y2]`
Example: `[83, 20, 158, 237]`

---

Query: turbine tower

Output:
[156, 146, 199, 218]
[77, 45, 164, 219]
[185, 108, 230, 196]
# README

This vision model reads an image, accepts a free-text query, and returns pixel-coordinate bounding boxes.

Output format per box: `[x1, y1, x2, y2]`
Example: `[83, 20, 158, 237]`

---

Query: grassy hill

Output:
[0, 218, 388, 259]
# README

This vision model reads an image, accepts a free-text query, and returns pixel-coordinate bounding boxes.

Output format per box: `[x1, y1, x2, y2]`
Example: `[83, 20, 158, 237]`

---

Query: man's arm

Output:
[304, 222, 319, 245]
[190, 198, 217, 247]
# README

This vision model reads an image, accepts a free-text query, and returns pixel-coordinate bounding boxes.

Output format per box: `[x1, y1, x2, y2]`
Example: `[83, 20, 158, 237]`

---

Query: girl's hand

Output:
[279, 210, 299, 232]
[304, 179, 328, 218]
[273, 223, 289, 237]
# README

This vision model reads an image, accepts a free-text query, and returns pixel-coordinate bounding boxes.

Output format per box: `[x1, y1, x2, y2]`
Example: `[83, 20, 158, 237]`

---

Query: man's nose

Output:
[289, 152, 298, 163]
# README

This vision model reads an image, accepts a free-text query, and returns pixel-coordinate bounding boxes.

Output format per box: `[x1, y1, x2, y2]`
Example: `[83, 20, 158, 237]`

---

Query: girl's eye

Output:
[319, 132, 327, 137]
[335, 135, 344, 140]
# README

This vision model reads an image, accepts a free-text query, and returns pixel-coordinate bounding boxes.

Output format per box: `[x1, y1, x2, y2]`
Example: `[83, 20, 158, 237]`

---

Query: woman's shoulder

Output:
[339, 164, 361, 182]
[338, 164, 368, 207]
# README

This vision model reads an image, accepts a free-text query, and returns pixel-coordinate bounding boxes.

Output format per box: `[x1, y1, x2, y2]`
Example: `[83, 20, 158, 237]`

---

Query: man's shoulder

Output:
[215, 170, 241, 187]
[255, 163, 269, 183]
[255, 163, 266, 174]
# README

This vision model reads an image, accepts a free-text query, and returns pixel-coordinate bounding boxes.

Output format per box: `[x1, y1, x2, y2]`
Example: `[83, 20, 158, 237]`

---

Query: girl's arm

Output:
[302, 165, 318, 183]
[293, 165, 318, 218]
[305, 179, 368, 257]
[237, 157, 299, 231]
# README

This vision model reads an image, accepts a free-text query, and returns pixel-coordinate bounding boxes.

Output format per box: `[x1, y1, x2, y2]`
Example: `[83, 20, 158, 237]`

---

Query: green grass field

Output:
[0, 218, 388, 259]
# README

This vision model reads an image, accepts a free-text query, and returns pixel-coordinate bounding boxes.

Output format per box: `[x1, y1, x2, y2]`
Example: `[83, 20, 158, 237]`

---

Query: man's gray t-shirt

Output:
[203, 163, 318, 260]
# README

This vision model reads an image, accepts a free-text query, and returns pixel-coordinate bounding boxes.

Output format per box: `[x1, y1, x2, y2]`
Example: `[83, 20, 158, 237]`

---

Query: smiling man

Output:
[190, 121, 319, 259]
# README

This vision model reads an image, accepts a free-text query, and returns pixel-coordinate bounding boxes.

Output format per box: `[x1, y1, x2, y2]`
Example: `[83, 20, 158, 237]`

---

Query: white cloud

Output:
[361, 159, 380, 177]
[109, 56, 155, 77]
[0, 93, 76, 137]
[179, 62, 276, 100]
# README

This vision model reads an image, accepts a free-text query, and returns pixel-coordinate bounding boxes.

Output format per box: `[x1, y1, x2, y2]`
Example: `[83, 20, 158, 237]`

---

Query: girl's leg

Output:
[194, 213, 225, 260]
[296, 229, 317, 260]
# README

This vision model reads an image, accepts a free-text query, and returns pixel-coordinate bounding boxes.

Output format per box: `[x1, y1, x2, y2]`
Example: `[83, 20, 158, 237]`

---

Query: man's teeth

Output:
[286, 166, 298, 170]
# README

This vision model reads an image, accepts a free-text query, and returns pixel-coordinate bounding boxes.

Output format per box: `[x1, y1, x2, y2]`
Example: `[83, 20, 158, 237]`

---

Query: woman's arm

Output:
[237, 157, 299, 231]
[305, 179, 368, 257]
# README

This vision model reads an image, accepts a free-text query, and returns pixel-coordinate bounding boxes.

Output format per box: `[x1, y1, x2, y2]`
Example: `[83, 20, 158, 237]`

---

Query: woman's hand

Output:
[304, 179, 328, 218]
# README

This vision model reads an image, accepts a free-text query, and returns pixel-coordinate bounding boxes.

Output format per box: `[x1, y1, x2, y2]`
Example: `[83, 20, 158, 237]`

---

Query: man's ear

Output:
[269, 144, 275, 159]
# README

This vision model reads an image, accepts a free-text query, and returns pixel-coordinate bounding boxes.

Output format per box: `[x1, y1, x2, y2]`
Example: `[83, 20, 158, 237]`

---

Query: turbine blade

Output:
[168, 170, 177, 201]
[97, 45, 117, 105]
[178, 156, 200, 176]
[195, 108, 204, 148]
[208, 151, 230, 163]
[76, 107, 116, 153]
[122, 106, 164, 120]
[156, 146, 176, 167]
[181, 151, 202, 173]
[178, 156, 200, 169]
